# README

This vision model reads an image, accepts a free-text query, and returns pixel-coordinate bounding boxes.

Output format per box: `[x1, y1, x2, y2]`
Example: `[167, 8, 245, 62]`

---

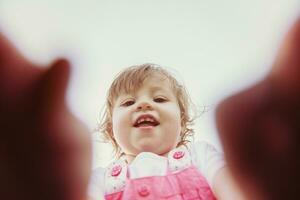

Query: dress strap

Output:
[167, 145, 192, 173]
[104, 159, 127, 195]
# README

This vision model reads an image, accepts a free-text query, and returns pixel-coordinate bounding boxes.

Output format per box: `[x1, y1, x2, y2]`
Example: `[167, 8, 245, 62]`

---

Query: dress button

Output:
[173, 151, 185, 159]
[111, 165, 122, 176]
[138, 185, 150, 197]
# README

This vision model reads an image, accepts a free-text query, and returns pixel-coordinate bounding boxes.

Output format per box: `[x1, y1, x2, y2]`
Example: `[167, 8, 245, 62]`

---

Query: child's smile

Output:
[133, 113, 160, 130]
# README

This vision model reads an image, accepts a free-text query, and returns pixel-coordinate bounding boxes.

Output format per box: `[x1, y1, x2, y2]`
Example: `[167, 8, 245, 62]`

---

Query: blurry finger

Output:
[271, 18, 300, 96]
[216, 80, 273, 199]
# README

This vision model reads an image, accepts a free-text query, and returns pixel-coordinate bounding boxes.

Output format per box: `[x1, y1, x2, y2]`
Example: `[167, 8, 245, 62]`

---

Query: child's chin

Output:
[136, 141, 159, 152]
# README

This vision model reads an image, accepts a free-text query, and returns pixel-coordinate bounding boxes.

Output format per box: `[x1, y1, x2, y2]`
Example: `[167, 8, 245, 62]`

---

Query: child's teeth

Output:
[136, 117, 156, 126]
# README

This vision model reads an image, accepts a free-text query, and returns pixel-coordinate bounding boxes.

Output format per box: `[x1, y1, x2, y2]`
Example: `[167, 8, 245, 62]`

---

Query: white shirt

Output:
[88, 141, 225, 200]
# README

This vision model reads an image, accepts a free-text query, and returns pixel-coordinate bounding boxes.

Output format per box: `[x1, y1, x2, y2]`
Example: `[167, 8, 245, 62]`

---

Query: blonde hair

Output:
[97, 63, 196, 158]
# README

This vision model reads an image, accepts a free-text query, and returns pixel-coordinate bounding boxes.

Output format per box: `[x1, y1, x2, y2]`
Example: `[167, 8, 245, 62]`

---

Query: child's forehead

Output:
[129, 76, 172, 93]
[139, 76, 173, 92]
[143, 74, 171, 86]
[113, 74, 176, 98]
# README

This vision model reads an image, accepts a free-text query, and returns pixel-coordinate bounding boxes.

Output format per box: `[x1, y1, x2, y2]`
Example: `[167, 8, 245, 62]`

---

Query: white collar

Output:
[129, 152, 168, 178]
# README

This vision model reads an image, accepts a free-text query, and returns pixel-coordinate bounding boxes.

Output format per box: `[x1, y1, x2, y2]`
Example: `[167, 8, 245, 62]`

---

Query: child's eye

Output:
[121, 100, 135, 107]
[154, 97, 167, 103]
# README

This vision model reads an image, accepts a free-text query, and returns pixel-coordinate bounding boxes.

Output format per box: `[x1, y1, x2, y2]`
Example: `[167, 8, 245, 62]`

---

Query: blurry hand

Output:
[0, 33, 91, 200]
[216, 19, 300, 200]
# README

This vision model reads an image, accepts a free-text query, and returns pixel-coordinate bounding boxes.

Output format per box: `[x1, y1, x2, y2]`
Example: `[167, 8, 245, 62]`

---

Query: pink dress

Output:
[103, 145, 217, 200]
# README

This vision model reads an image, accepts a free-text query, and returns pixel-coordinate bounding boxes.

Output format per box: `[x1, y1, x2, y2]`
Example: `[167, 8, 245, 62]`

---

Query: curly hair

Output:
[96, 63, 197, 158]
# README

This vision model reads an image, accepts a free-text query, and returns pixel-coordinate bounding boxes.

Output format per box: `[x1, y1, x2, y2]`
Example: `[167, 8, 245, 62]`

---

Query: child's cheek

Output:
[112, 109, 131, 131]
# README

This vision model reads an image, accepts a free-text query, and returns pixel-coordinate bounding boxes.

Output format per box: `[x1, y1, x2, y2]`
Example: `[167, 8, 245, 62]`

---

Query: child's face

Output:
[112, 74, 182, 158]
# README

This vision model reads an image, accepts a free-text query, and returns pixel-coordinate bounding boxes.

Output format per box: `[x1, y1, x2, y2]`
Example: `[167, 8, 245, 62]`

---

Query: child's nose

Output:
[136, 102, 153, 111]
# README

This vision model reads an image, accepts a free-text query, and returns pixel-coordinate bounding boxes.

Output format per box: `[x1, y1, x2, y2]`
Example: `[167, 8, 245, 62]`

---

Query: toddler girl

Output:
[88, 63, 241, 200]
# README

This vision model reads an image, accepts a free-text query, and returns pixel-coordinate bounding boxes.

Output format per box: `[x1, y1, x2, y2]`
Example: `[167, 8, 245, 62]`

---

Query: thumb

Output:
[38, 58, 71, 115]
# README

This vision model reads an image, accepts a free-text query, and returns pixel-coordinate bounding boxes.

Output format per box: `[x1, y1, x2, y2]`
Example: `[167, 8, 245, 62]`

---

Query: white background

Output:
[1, 0, 299, 168]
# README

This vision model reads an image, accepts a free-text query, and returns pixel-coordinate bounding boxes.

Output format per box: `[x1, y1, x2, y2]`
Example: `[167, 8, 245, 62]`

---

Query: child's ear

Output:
[180, 119, 186, 133]
[180, 124, 185, 137]
[107, 122, 113, 134]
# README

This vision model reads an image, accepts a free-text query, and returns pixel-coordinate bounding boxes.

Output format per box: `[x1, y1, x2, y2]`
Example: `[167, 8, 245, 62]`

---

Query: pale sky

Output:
[1, 0, 299, 168]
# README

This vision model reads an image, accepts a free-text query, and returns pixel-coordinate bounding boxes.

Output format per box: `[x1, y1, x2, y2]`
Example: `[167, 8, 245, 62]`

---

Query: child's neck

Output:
[124, 151, 169, 164]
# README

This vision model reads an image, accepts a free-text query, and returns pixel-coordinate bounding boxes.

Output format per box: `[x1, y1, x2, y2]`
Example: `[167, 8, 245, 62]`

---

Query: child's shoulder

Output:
[88, 166, 106, 199]
[189, 140, 225, 164]
[89, 161, 127, 198]
[188, 140, 222, 154]
[189, 140, 226, 187]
